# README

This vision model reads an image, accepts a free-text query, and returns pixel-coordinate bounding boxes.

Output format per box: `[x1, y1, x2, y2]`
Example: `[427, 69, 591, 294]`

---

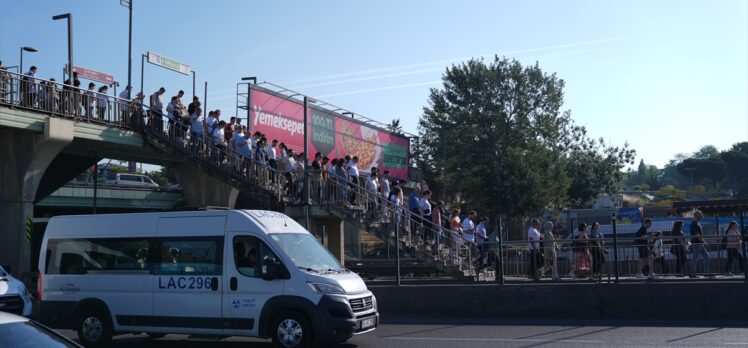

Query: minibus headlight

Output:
[307, 282, 346, 295]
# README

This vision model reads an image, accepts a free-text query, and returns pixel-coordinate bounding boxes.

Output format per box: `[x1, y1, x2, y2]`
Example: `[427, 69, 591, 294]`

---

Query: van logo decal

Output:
[60, 283, 80, 293]
[232, 298, 256, 309]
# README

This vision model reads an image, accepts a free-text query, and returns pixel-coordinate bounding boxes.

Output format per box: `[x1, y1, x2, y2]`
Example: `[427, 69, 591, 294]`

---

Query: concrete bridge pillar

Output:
[0, 117, 74, 279]
[170, 163, 237, 208]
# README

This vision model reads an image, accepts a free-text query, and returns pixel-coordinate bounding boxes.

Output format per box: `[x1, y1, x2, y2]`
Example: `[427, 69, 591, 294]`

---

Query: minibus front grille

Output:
[349, 296, 373, 313]
[0, 295, 24, 315]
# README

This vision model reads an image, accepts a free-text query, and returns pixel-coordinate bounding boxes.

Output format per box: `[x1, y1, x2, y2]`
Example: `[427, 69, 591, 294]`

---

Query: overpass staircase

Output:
[139, 112, 474, 278]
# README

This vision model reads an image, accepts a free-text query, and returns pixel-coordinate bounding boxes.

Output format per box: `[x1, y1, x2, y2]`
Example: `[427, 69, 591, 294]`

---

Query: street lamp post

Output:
[140, 54, 145, 96]
[19, 46, 38, 76]
[303, 96, 317, 229]
[241, 76, 256, 125]
[52, 13, 73, 85]
[120, 0, 133, 94]
[191, 71, 196, 99]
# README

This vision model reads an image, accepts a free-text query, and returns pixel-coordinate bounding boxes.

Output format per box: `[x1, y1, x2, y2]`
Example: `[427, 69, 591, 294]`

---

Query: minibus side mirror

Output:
[262, 257, 282, 281]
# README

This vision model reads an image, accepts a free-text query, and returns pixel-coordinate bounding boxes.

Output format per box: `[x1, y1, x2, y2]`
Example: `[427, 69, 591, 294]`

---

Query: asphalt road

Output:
[58, 319, 748, 348]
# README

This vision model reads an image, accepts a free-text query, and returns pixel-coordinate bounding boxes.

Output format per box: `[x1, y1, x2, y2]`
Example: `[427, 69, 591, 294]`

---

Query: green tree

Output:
[676, 156, 726, 188]
[387, 118, 404, 136]
[659, 153, 690, 188]
[565, 136, 635, 207]
[721, 142, 748, 197]
[418, 56, 633, 216]
[694, 145, 719, 159]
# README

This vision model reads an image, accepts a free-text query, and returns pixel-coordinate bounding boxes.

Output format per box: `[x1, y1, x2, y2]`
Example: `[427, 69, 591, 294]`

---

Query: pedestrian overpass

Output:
[0, 72, 466, 284]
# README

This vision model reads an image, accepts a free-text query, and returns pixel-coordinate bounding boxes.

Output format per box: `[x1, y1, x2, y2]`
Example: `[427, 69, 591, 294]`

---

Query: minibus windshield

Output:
[270, 233, 342, 272]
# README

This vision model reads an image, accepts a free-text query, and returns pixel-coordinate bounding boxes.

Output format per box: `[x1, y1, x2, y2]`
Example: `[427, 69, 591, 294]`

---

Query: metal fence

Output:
[0, 70, 136, 129]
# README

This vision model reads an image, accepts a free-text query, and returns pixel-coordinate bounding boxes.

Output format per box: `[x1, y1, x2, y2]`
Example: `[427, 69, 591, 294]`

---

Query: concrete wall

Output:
[370, 282, 748, 321]
[0, 118, 73, 278]
[170, 163, 237, 208]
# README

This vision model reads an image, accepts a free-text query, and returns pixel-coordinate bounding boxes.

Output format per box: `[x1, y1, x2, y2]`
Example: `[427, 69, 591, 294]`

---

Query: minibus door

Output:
[223, 233, 285, 336]
[153, 217, 225, 333]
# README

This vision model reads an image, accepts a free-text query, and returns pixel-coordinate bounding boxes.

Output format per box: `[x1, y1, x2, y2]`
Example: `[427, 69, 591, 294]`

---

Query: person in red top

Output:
[224, 116, 236, 143]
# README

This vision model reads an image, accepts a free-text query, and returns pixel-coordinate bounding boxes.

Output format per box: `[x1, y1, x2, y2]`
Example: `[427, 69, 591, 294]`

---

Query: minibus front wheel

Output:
[76, 309, 113, 347]
[271, 310, 314, 348]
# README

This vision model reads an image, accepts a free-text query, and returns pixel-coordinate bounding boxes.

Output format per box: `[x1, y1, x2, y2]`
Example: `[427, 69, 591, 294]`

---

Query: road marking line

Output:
[385, 337, 603, 344]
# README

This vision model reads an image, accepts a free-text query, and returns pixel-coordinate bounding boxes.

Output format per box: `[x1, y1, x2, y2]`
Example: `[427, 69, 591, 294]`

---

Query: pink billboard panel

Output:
[250, 87, 410, 179]
[249, 88, 305, 151]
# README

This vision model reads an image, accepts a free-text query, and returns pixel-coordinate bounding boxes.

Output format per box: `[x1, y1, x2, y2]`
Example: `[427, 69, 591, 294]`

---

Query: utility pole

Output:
[684, 167, 697, 187]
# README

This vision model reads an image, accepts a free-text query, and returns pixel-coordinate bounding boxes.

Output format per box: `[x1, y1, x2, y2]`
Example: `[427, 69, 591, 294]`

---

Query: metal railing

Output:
[487, 234, 746, 282]
[0, 70, 136, 129]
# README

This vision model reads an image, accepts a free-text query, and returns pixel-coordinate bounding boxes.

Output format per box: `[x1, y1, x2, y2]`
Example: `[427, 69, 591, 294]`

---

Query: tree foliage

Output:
[418, 57, 634, 217]
[387, 118, 404, 136]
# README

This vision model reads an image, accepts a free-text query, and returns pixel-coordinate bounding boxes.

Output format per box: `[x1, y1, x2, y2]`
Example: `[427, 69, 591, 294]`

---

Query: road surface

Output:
[58, 319, 748, 347]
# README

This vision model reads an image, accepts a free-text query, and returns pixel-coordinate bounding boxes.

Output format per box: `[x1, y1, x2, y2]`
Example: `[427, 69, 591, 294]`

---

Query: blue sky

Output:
[1, 0, 746, 168]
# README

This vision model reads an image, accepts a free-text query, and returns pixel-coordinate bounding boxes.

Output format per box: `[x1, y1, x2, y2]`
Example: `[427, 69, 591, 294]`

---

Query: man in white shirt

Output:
[347, 156, 360, 204]
[461, 211, 477, 243]
[266, 140, 278, 169]
[527, 219, 542, 280]
[118, 85, 131, 123]
[149, 87, 165, 133]
[380, 170, 391, 198]
[380, 170, 391, 216]
[21, 66, 37, 107]
[420, 190, 433, 243]
[367, 172, 379, 198]
[189, 107, 204, 153]
[284, 149, 295, 196]
[293, 153, 305, 202]
[211, 120, 227, 163]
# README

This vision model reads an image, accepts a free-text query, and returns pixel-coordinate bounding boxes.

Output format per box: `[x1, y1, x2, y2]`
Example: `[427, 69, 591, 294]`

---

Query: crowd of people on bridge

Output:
[0, 62, 139, 123]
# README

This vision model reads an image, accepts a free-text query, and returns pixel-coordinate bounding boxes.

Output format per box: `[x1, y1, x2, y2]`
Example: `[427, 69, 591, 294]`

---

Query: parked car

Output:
[0, 265, 33, 317]
[104, 173, 159, 188]
[0, 311, 83, 347]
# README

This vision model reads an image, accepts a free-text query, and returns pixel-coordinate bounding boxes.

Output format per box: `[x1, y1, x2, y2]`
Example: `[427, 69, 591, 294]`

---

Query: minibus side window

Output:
[155, 237, 223, 276]
[46, 238, 152, 274]
[233, 236, 280, 278]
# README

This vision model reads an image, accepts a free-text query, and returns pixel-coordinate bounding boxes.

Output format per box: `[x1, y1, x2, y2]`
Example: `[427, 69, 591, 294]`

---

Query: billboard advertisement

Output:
[249, 87, 410, 179]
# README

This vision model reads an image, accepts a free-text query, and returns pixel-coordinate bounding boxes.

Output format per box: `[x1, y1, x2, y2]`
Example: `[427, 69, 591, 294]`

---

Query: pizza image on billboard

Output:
[339, 120, 379, 170]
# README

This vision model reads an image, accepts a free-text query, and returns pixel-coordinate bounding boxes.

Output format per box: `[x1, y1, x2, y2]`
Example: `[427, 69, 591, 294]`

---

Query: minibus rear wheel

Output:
[76, 309, 113, 347]
[271, 311, 314, 348]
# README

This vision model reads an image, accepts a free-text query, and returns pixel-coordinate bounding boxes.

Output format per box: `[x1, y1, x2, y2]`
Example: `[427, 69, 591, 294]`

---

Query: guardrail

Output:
[482, 234, 746, 283]
[0, 70, 136, 129]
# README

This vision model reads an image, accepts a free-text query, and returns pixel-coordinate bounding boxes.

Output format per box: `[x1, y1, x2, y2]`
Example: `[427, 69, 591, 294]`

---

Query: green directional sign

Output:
[147, 51, 191, 75]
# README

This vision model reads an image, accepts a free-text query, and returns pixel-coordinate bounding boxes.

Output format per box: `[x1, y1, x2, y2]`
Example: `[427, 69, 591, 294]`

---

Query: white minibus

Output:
[104, 173, 159, 188]
[38, 210, 378, 347]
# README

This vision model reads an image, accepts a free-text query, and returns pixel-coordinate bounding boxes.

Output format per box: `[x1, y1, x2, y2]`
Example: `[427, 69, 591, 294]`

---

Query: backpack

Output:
[721, 236, 728, 250]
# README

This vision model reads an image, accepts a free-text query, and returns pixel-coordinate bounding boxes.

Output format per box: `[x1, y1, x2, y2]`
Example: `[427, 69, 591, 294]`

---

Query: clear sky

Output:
[1, 0, 746, 168]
